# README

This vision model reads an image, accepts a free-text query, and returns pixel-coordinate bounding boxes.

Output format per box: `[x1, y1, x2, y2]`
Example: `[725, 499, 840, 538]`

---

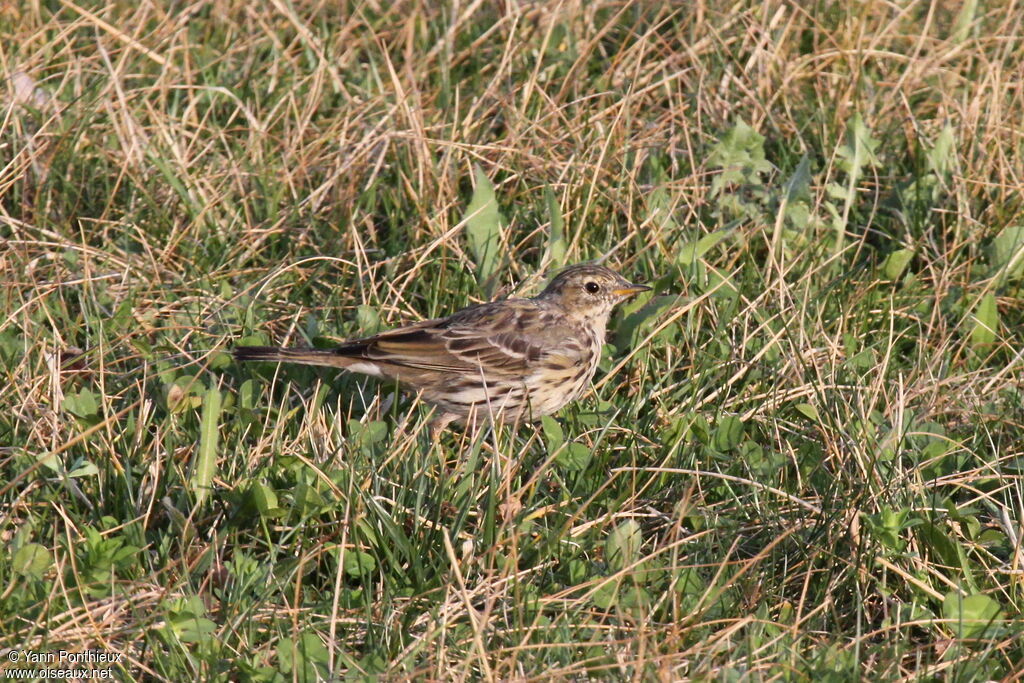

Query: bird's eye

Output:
[584, 281, 600, 294]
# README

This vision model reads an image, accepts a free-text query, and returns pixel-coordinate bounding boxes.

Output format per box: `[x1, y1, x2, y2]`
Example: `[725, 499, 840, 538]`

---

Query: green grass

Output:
[3, 1, 1024, 679]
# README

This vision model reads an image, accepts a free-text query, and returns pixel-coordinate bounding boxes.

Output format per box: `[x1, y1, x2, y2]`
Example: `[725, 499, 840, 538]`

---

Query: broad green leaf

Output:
[917, 521, 977, 591]
[942, 591, 1003, 638]
[169, 615, 218, 643]
[672, 566, 707, 598]
[463, 166, 504, 284]
[969, 293, 998, 348]
[67, 459, 99, 478]
[927, 125, 956, 175]
[192, 387, 222, 505]
[678, 230, 730, 266]
[703, 269, 740, 300]
[881, 249, 914, 280]
[208, 349, 232, 370]
[238, 379, 256, 411]
[13, 543, 51, 579]
[541, 415, 564, 454]
[166, 375, 203, 413]
[62, 389, 98, 418]
[278, 633, 330, 682]
[566, 559, 588, 585]
[989, 225, 1024, 281]
[837, 113, 881, 176]
[606, 520, 642, 572]
[356, 304, 382, 334]
[348, 419, 389, 450]
[544, 185, 567, 266]
[708, 120, 771, 194]
[592, 580, 619, 609]
[342, 550, 377, 578]
[782, 154, 812, 203]
[951, 0, 978, 44]
[618, 585, 652, 614]
[556, 442, 592, 472]
[293, 479, 327, 515]
[781, 155, 814, 231]
[646, 185, 679, 232]
[712, 416, 745, 451]
[795, 403, 819, 421]
[249, 482, 284, 518]
[825, 182, 850, 201]
[613, 294, 672, 352]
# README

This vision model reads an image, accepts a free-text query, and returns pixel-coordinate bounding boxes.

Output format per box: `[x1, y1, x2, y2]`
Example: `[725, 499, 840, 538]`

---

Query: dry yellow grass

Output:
[2, 1, 1024, 679]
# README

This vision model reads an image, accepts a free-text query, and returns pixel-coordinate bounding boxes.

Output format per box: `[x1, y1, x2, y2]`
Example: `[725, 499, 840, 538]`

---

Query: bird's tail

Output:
[233, 345, 351, 368]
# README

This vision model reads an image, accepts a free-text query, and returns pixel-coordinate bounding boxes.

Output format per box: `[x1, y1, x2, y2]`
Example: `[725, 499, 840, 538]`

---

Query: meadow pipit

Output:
[234, 264, 650, 432]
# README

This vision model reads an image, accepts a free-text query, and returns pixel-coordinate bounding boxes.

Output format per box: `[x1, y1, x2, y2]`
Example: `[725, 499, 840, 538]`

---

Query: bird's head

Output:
[538, 264, 650, 325]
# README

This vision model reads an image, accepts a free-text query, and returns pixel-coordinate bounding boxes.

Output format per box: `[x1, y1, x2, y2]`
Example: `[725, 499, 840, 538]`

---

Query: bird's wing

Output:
[340, 301, 585, 376]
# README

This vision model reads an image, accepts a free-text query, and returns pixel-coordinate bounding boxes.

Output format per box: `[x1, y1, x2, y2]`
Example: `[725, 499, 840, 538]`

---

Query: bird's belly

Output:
[423, 379, 526, 420]
[521, 362, 594, 417]
[421, 364, 593, 423]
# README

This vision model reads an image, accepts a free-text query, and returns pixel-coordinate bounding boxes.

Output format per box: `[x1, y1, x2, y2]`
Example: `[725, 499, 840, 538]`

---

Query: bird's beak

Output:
[612, 283, 652, 298]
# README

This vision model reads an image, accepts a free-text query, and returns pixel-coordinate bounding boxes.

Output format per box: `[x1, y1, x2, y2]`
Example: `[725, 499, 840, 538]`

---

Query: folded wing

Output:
[336, 300, 585, 379]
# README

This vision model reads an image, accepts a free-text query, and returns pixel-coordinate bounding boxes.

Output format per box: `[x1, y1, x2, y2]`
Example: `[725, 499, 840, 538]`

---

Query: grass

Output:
[3, 0, 1024, 679]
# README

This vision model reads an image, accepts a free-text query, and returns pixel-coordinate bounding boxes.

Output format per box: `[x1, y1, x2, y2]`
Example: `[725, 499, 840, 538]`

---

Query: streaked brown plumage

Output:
[234, 264, 650, 432]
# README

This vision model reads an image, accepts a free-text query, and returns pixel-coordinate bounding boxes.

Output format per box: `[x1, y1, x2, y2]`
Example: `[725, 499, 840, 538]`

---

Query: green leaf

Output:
[969, 293, 998, 349]
[192, 387, 222, 505]
[617, 584, 652, 614]
[989, 225, 1024, 281]
[795, 403, 819, 421]
[782, 154, 812, 204]
[556, 442, 592, 472]
[239, 378, 256, 411]
[13, 543, 51, 579]
[613, 294, 671, 353]
[348, 420, 389, 450]
[356, 304, 382, 335]
[248, 482, 284, 518]
[67, 459, 99, 478]
[541, 415, 564, 454]
[169, 615, 218, 643]
[605, 520, 642, 572]
[592, 581, 618, 609]
[825, 182, 849, 201]
[708, 120, 771, 193]
[278, 633, 330, 682]
[712, 416, 745, 451]
[209, 349, 232, 370]
[567, 559, 588, 584]
[463, 165, 505, 284]
[342, 550, 377, 579]
[837, 113, 881, 176]
[881, 249, 914, 280]
[781, 155, 814, 232]
[942, 592, 1003, 638]
[292, 478, 327, 515]
[672, 567, 707, 601]
[165, 375, 204, 413]
[927, 125, 956, 176]
[917, 521, 976, 591]
[646, 184, 679, 232]
[950, 0, 978, 44]
[678, 230, 730, 266]
[544, 185, 567, 266]
[62, 389, 98, 419]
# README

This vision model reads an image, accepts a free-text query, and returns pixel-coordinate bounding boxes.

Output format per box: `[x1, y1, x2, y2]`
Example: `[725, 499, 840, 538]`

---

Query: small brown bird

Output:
[234, 264, 650, 433]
